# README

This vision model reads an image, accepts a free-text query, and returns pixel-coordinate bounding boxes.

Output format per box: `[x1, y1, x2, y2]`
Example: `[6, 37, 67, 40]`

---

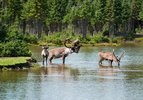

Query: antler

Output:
[73, 39, 80, 47]
[64, 39, 72, 48]
[118, 50, 125, 61]
[112, 49, 116, 56]
[112, 49, 115, 52]
[64, 38, 81, 48]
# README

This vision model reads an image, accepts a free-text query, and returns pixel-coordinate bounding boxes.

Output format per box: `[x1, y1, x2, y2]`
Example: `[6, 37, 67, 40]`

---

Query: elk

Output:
[41, 46, 49, 65]
[41, 39, 82, 65]
[98, 49, 125, 68]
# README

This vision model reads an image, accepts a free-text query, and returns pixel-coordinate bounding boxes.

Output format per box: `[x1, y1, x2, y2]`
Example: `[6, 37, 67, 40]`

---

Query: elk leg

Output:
[109, 60, 113, 66]
[99, 58, 103, 65]
[45, 55, 48, 65]
[49, 57, 53, 65]
[42, 55, 45, 65]
[62, 55, 67, 64]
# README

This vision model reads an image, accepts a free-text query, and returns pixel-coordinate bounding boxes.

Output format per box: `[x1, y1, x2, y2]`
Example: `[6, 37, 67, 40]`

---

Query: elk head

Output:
[64, 39, 82, 53]
[112, 49, 125, 66]
[42, 45, 49, 49]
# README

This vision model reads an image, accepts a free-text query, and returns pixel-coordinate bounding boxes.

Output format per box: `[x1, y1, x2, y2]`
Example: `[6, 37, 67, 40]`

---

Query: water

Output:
[1, 44, 143, 100]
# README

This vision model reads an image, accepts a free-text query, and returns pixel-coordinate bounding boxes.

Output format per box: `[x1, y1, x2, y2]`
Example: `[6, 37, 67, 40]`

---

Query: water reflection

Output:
[95, 65, 121, 81]
[98, 65, 113, 69]
[30, 64, 80, 81]
[0, 70, 28, 83]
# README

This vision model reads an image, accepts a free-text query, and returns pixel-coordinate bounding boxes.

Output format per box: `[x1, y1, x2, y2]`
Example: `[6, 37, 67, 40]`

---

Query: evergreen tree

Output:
[138, 1, 143, 29]
[1, 0, 143, 40]
[121, 0, 130, 34]
[22, 0, 48, 38]
[47, 0, 68, 33]
[129, 0, 142, 33]
[90, 0, 103, 34]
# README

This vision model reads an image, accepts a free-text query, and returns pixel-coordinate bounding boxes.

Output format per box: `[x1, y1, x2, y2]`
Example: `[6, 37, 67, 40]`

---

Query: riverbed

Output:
[0, 44, 143, 100]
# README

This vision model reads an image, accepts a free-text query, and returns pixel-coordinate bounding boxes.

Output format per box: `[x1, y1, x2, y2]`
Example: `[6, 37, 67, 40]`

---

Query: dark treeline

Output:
[1, 0, 143, 38]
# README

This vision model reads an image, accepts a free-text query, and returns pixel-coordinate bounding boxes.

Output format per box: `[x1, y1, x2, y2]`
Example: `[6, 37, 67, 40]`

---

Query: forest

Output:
[1, 0, 143, 37]
[0, 0, 143, 56]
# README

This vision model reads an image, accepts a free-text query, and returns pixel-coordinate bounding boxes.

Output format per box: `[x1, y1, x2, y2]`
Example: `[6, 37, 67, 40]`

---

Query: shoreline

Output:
[36, 41, 143, 47]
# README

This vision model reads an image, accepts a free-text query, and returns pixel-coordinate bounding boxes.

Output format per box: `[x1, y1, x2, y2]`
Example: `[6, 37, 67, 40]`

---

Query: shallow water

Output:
[1, 44, 143, 100]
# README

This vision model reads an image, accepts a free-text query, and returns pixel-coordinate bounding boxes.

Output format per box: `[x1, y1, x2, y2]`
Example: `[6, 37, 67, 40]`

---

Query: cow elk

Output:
[41, 46, 49, 65]
[41, 39, 82, 65]
[98, 49, 125, 68]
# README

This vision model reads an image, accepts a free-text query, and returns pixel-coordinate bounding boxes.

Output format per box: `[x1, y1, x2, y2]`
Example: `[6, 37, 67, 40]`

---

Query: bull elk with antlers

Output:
[41, 39, 82, 65]
[98, 49, 125, 68]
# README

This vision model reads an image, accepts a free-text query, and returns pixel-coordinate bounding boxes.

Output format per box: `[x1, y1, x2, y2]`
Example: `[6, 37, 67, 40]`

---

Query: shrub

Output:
[45, 33, 63, 45]
[6, 27, 23, 42]
[124, 34, 135, 41]
[0, 40, 31, 57]
[103, 30, 109, 37]
[111, 37, 125, 43]
[23, 33, 38, 44]
[40, 32, 75, 45]
[111, 38, 118, 43]
[92, 35, 110, 43]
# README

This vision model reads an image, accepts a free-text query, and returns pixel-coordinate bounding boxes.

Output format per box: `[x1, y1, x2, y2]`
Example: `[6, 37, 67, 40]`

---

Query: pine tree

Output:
[90, 0, 103, 34]
[138, 1, 143, 21]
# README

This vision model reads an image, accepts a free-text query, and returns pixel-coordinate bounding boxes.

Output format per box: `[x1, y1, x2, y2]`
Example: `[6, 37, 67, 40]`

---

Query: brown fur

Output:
[41, 40, 81, 65]
[98, 49, 124, 68]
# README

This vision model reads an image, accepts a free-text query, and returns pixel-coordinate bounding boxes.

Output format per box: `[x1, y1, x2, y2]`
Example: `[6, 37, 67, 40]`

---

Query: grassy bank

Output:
[0, 57, 33, 68]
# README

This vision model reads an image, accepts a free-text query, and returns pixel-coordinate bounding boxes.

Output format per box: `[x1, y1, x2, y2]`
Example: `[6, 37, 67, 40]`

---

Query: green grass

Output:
[0, 57, 31, 66]
[135, 37, 143, 43]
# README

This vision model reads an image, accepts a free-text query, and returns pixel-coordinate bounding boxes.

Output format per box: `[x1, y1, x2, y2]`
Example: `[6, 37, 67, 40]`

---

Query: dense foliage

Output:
[1, 0, 143, 45]
[1, 0, 143, 38]
[0, 40, 31, 57]
[0, 24, 32, 57]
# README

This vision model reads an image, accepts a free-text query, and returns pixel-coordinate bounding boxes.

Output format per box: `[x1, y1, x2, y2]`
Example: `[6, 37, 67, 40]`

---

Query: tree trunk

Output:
[88, 24, 94, 36]
[109, 22, 115, 38]
[22, 19, 26, 34]
[72, 20, 79, 34]
[57, 22, 62, 32]
[127, 18, 135, 34]
[43, 23, 49, 35]
[49, 22, 59, 33]
[37, 20, 42, 38]
[80, 19, 88, 38]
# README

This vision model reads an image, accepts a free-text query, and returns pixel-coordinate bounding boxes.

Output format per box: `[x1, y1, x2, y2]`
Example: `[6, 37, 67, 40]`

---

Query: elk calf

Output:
[98, 49, 125, 68]
[41, 46, 49, 65]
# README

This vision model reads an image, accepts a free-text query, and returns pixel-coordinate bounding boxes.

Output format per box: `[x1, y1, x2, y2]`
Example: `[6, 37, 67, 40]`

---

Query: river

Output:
[0, 44, 143, 100]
